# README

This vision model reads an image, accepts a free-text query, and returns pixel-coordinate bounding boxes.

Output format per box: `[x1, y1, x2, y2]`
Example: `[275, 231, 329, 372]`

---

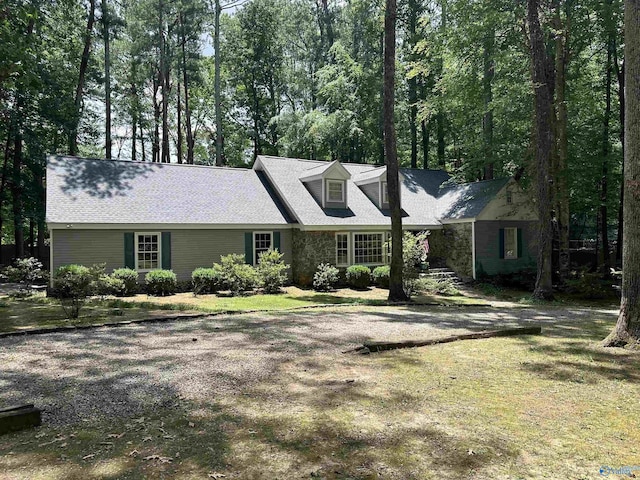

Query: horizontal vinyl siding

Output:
[52, 228, 293, 281]
[474, 220, 537, 276]
[52, 229, 125, 274]
[361, 183, 380, 208]
[306, 179, 323, 205]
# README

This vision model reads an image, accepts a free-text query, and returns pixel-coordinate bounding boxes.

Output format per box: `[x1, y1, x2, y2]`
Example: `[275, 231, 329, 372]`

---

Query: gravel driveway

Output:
[0, 305, 616, 428]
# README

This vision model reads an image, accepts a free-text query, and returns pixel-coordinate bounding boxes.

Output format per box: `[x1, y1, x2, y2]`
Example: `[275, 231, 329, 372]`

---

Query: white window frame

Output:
[352, 232, 386, 266]
[335, 233, 350, 267]
[381, 181, 389, 204]
[504, 227, 518, 260]
[253, 231, 273, 265]
[326, 180, 345, 203]
[135, 231, 162, 272]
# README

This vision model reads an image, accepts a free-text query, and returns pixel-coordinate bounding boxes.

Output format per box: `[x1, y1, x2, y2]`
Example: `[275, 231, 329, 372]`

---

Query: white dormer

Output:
[299, 160, 351, 208]
[353, 166, 403, 209]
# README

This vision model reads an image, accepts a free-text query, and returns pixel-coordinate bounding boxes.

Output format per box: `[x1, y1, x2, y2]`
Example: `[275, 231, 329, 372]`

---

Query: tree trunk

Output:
[214, 0, 224, 166]
[603, 0, 640, 347]
[0, 132, 11, 265]
[384, 0, 408, 302]
[421, 118, 429, 169]
[177, 81, 183, 164]
[482, 26, 495, 179]
[180, 13, 194, 165]
[153, 74, 160, 163]
[102, 0, 111, 159]
[160, 0, 170, 164]
[528, 0, 555, 300]
[408, 0, 418, 169]
[553, 0, 570, 283]
[70, 0, 96, 156]
[599, 33, 614, 274]
[12, 133, 23, 259]
[614, 44, 625, 266]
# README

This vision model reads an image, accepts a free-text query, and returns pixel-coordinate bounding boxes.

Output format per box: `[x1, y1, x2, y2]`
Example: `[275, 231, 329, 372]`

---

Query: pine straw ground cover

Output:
[0, 305, 638, 479]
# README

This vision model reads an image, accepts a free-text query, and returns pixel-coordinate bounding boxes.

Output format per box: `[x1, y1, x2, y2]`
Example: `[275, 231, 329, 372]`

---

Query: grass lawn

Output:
[114, 286, 485, 313]
[0, 305, 636, 479]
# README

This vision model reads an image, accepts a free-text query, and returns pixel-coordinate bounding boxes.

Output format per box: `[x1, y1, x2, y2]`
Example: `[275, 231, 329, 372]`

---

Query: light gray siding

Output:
[474, 220, 537, 276]
[52, 228, 293, 281]
[306, 179, 322, 205]
[360, 183, 380, 208]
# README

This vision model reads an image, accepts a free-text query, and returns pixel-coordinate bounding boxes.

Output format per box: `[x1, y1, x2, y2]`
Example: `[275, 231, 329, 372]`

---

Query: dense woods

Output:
[0, 0, 628, 280]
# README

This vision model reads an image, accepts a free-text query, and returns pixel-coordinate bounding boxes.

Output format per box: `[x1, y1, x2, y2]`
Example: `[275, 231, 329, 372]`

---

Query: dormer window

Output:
[382, 182, 389, 204]
[327, 180, 345, 203]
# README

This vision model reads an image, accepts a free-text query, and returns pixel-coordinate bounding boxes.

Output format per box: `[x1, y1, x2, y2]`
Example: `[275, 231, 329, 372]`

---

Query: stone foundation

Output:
[292, 230, 336, 286]
[442, 223, 473, 279]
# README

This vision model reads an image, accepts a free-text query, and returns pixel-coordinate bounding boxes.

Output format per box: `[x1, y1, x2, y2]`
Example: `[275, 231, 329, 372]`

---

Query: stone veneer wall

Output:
[292, 230, 336, 286]
[425, 229, 446, 261]
[442, 223, 473, 279]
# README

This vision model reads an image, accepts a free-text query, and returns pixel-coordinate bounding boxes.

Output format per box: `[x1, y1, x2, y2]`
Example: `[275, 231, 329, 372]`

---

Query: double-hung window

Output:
[136, 232, 160, 271]
[326, 180, 345, 203]
[336, 233, 349, 266]
[254, 232, 273, 264]
[353, 233, 385, 265]
[504, 227, 517, 259]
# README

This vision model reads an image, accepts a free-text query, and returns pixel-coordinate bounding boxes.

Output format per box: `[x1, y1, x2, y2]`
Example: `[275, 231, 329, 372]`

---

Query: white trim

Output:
[439, 218, 476, 225]
[381, 181, 389, 205]
[134, 231, 162, 272]
[471, 220, 476, 280]
[326, 179, 345, 203]
[298, 160, 351, 182]
[297, 224, 443, 231]
[253, 231, 273, 266]
[352, 231, 387, 266]
[47, 223, 294, 230]
[335, 232, 350, 267]
[49, 228, 54, 284]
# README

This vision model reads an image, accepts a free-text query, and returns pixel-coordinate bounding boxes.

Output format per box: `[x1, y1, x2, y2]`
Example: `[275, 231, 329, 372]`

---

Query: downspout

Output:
[49, 228, 54, 285]
[471, 220, 476, 280]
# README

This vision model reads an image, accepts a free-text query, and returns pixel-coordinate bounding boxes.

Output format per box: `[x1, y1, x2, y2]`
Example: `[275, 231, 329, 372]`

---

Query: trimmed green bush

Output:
[417, 277, 460, 296]
[192, 266, 225, 295]
[112, 268, 139, 296]
[313, 263, 339, 292]
[372, 266, 390, 288]
[94, 275, 125, 297]
[220, 254, 257, 295]
[145, 269, 178, 296]
[257, 249, 289, 294]
[346, 265, 371, 289]
[53, 264, 94, 318]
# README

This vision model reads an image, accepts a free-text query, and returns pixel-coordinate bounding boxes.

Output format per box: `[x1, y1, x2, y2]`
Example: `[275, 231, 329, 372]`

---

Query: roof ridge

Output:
[51, 155, 253, 173]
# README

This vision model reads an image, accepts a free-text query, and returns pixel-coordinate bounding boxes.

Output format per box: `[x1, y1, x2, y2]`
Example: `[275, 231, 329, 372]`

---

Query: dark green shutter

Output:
[517, 228, 523, 259]
[161, 232, 171, 269]
[244, 232, 253, 265]
[498, 228, 505, 259]
[124, 232, 135, 269]
[273, 231, 281, 252]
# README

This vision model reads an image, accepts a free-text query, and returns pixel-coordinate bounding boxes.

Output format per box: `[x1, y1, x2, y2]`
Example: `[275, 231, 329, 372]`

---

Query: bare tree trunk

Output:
[604, 0, 640, 347]
[421, 118, 429, 169]
[102, 0, 111, 159]
[177, 81, 183, 164]
[614, 43, 625, 266]
[482, 26, 495, 179]
[153, 74, 160, 163]
[599, 33, 614, 274]
[215, 0, 224, 166]
[553, 0, 570, 283]
[408, 0, 418, 169]
[12, 133, 23, 259]
[160, 0, 170, 164]
[0, 132, 11, 265]
[180, 13, 194, 165]
[70, 0, 96, 156]
[528, 0, 555, 300]
[384, 0, 408, 302]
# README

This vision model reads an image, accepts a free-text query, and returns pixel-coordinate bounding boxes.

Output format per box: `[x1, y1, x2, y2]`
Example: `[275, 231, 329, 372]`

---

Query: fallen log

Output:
[0, 404, 42, 435]
[347, 326, 542, 354]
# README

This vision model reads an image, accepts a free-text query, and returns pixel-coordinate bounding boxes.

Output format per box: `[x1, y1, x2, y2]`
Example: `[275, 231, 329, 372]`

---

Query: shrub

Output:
[192, 266, 225, 295]
[346, 265, 371, 289]
[372, 266, 390, 288]
[402, 231, 429, 295]
[313, 263, 339, 292]
[53, 264, 94, 319]
[566, 271, 616, 300]
[417, 277, 460, 296]
[112, 268, 139, 296]
[257, 249, 289, 293]
[219, 254, 257, 295]
[2, 257, 47, 296]
[94, 275, 125, 297]
[145, 269, 178, 296]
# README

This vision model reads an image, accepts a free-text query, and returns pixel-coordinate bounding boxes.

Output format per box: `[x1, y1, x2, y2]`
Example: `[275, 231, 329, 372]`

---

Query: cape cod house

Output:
[46, 155, 538, 284]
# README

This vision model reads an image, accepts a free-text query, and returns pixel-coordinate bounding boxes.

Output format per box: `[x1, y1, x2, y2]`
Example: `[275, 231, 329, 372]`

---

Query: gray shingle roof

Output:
[257, 155, 453, 227]
[46, 156, 291, 226]
[437, 177, 510, 220]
